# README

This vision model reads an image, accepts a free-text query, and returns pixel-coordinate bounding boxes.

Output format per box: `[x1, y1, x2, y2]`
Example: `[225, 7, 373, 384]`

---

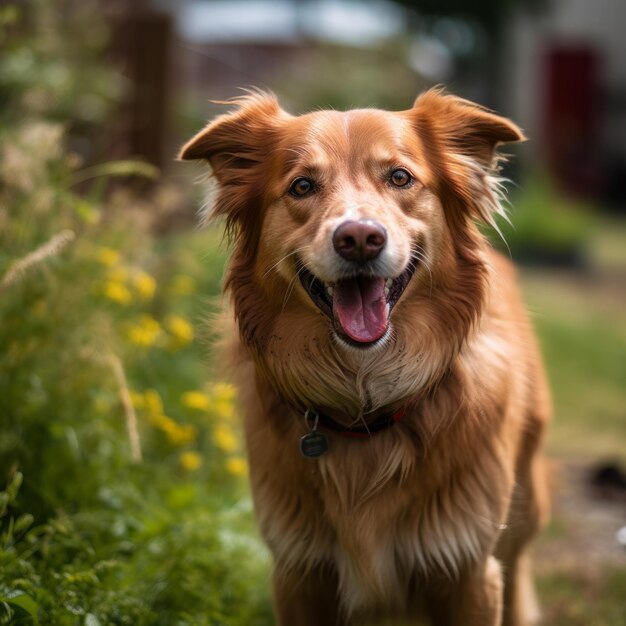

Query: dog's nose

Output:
[333, 220, 387, 262]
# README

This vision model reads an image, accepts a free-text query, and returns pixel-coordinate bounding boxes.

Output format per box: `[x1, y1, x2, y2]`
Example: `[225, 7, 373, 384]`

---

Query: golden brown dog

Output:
[180, 89, 551, 626]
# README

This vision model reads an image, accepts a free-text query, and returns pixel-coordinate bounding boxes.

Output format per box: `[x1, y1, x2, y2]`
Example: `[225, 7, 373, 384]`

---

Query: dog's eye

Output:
[389, 168, 413, 188]
[289, 177, 315, 197]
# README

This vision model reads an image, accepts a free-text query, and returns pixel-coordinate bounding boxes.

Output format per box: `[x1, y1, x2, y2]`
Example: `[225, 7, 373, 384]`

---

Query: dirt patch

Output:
[535, 458, 626, 574]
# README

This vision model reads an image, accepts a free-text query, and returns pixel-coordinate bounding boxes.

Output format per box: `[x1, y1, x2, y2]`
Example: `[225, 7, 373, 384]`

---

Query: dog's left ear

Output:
[178, 92, 289, 233]
[178, 92, 287, 182]
[410, 89, 524, 226]
[411, 89, 524, 169]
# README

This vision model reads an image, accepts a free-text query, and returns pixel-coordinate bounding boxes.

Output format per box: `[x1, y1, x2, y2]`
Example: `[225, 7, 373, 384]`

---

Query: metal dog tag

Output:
[300, 431, 328, 458]
[300, 408, 328, 458]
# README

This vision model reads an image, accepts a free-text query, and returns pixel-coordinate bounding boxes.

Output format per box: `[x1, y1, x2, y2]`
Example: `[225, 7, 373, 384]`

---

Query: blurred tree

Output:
[390, 0, 546, 42]
[388, 0, 548, 105]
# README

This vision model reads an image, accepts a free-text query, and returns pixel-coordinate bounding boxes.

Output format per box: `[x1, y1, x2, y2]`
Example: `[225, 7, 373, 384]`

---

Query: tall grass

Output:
[0, 2, 272, 623]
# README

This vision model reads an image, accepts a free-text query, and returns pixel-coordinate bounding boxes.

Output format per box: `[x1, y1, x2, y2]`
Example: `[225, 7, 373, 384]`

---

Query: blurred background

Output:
[1, 0, 624, 624]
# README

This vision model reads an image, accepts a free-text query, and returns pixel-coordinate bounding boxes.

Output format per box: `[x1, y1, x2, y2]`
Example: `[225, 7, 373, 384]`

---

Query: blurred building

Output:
[108, 0, 626, 211]
[505, 0, 626, 207]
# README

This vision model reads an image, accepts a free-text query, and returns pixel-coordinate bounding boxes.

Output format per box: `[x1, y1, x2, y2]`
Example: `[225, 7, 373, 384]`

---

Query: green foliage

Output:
[0, 110, 271, 625]
[490, 177, 594, 265]
[0, 2, 271, 623]
[0, 473, 272, 625]
[0, 0, 123, 140]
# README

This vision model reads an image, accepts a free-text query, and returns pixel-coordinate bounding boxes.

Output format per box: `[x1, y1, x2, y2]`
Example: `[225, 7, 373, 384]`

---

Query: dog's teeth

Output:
[326, 286, 333, 298]
[385, 278, 393, 289]
[384, 286, 390, 298]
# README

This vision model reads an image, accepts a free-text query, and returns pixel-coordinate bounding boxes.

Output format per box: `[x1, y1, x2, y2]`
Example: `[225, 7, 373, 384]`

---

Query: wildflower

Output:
[181, 391, 211, 411]
[170, 274, 196, 295]
[214, 398, 234, 420]
[212, 382, 236, 401]
[213, 424, 238, 452]
[146, 412, 170, 429]
[226, 457, 248, 477]
[126, 315, 161, 347]
[146, 410, 198, 446]
[165, 314, 193, 348]
[103, 280, 131, 304]
[143, 389, 164, 416]
[97, 247, 120, 267]
[129, 391, 145, 410]
[141, 392, 194, 445]
[133, 270, 156, 300]
[161, 419, 197, 446]
[180, 451, 203, 471]
[212, 382, 236, 419]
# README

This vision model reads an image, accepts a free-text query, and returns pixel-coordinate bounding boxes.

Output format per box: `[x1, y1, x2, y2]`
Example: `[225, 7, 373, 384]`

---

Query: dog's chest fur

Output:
[246, 388, 511, 616]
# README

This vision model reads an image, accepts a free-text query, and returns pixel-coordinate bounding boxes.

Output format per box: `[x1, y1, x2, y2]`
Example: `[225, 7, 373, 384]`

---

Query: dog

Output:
[180, 89, 551, 626]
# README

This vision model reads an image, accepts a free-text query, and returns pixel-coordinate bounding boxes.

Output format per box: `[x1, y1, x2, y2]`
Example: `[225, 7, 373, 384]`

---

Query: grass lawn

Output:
[519, 217, 626, 625]
[522, 268, 626, 462]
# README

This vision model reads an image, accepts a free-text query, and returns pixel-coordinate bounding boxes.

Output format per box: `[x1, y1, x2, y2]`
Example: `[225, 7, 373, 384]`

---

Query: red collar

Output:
[315, 405, 408, 439]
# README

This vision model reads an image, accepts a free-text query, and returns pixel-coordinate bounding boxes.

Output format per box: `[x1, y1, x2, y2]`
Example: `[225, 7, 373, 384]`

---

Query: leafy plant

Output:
[490, 177, 594, 265]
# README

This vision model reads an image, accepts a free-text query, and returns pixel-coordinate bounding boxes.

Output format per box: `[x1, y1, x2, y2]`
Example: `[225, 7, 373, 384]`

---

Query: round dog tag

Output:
[300, 432, 328, 458]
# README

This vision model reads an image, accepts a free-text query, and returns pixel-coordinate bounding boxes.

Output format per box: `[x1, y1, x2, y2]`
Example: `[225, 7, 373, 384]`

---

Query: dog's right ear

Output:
[178, 92, 288, 184]
[179, 92, 289, 233]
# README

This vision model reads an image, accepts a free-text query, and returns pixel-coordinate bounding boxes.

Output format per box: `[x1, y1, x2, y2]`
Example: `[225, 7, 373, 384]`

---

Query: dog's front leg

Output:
[273, 566, 346, 626]
[427, 556, 504, 626]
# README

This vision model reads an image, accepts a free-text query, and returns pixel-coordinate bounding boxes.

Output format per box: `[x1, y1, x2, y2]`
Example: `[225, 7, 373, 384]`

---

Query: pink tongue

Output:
[333, 276, 388, 343]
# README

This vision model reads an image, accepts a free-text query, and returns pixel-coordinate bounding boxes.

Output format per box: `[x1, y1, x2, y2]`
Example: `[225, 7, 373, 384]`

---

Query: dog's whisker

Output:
[411, 245, 434, 296]
[281, 265, 306, 313]
[262, 246, 311, 279]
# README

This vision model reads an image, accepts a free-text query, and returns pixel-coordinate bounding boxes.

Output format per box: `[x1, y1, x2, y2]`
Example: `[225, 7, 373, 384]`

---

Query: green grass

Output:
[521, 219, 626, 625]
[521, 266, 626, 461]
[538, 569, 626, 626]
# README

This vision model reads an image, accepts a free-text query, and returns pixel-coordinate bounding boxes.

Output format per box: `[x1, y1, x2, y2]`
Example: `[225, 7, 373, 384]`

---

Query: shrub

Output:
[0, 3, 272, 623]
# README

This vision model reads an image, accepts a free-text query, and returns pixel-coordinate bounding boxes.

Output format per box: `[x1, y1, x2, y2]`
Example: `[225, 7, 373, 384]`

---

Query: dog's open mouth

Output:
[297, 252, 419, 346]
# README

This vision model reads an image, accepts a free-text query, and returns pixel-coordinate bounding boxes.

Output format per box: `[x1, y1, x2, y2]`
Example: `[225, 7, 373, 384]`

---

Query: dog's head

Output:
[181, 89, 522, 355]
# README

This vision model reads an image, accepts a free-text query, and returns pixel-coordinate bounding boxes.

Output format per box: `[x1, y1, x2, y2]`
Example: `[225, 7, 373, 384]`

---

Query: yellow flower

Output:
[213, 398, 234, 420]
[181, 391, 211, 411]
[147, 412, 171, 429]
[126, 315, 162, 347]
[180, 451, 203, 471]
[97, 247, 120, 267]
[213, 424, 238, 452]
[226, 457, 248, 476]
[170, 274, 196, 295]
[212, 382, 236, 401]
[162, 420, 197, 445]
[133, 270, 156, 300]
[165, 314, 193, 348]
[103, 280, 131, 304]
[129, 391, 145, 410]
[144, 389, 164, 416]
[147, 410, 198, 446]
[212, 382, 236, 419]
